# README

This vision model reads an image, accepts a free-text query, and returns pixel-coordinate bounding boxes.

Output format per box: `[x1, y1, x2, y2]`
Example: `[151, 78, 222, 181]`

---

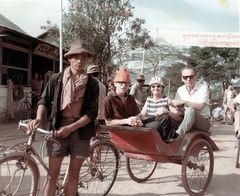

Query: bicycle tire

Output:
[212, 106, 224, 121]
[126, 157, 157, 182]
[79, 140, 119, 196]
[40, 139, 48, 166]
[235, 139, 240, 168]
[182, 138, 214, 196]
[0, 151, 39, 196]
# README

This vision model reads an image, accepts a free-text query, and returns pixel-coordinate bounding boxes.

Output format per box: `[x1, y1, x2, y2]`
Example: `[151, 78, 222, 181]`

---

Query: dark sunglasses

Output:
[182, 75, 195, 80]
[137, 80, 145, 82]
[151, 85, 164, 89]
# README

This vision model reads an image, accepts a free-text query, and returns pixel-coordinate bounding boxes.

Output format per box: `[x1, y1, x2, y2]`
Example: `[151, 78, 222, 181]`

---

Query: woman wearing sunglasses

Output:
[140, 76, 182, 141]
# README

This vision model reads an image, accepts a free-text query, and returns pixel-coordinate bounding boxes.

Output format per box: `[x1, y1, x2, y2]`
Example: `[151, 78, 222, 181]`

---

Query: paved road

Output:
[0, 121, 239, 195]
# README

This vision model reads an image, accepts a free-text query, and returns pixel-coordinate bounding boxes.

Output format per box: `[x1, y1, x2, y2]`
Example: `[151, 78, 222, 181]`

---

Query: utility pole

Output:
[59, 0, 63, 72]
[141, 49, 145, 74]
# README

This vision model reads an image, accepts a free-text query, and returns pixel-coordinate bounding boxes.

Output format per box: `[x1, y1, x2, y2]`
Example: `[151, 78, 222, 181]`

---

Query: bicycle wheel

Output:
[0, 152, 39, 195]
[126, 157, 157, 182]
[182, 138, 214, 196]
[40, 139, 48, 166]
[212, 106, 224, 121]
[79, 140, 119, 196]
[18, 101, 31, 120]
[235, 139, 240, 168]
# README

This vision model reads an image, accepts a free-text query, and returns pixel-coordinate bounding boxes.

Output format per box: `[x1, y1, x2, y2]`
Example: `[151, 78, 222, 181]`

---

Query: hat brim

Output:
[150, 82, 165, 87]
[87, 70, 99, 74]
[64, 49, 93, 58]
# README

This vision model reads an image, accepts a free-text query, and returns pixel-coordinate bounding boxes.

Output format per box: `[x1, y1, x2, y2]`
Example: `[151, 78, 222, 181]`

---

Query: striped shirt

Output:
[146, 97, 169, 116]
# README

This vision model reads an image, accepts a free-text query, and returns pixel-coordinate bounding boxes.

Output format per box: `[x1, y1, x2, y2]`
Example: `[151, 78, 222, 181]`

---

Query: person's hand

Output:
[27, 119, 42, 132]
[172, 99, 186, 107]
[127, 116, 143, 127]
[155, 108, 168, 116]
[55, 126, 72, 138]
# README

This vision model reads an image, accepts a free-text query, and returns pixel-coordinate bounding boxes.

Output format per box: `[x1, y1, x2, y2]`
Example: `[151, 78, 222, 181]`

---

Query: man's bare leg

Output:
[43, 157, 64, 196]
[64, 157, 84, 196]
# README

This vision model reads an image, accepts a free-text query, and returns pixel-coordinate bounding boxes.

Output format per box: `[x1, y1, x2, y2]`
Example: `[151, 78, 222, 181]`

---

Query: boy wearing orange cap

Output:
[103, 68, 143, 126]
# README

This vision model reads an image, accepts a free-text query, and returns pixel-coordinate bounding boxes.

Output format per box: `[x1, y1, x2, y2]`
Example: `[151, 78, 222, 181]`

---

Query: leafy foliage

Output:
[162, 62, 186, 97]
[41, 0, 153, 81]
[144, 44, 182, 76]
[187, 47, 240, 89]
[161, 46, 240, 97]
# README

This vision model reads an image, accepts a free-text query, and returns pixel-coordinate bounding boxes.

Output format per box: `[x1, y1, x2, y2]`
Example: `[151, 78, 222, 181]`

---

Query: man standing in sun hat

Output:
[130, 74, 145, 109]
[87, 64, 107, 123]
[103, 68, 143, 127]
[27, 41, 99, 196]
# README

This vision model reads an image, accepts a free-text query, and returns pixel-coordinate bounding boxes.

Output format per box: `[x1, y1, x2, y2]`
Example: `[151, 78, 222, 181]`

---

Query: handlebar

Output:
[18, 120, 52, 134]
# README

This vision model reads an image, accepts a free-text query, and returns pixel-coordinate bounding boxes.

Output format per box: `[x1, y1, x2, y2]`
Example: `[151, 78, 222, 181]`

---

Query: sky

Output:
[0, 0, 239, 47]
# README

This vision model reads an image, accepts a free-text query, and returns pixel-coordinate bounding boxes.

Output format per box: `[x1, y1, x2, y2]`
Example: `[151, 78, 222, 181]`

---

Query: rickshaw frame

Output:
[103, 125, 219, 196]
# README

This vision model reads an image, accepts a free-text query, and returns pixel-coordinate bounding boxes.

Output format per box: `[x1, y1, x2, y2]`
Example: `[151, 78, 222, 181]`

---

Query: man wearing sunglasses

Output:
[170, 65, 211, 142]
[129, 74, 145, 109]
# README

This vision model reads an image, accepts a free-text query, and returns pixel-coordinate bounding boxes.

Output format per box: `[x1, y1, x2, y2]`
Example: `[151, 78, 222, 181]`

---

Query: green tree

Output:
[41, 0, 153, 80]
[162, 62, 186, 97]
[144, 44, 182, 76]
[187, 46, 240, 89]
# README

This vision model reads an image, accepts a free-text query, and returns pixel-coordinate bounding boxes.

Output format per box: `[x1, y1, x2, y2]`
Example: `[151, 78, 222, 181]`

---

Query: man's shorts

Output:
[47, 117, 90, 158]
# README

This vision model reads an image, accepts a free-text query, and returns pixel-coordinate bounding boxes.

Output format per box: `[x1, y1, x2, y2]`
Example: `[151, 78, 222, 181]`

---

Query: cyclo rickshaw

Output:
[100, 125, 219, 196]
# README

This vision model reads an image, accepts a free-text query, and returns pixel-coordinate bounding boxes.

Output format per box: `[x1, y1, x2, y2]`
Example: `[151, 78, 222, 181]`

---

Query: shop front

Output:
[0, 26, 61, 121]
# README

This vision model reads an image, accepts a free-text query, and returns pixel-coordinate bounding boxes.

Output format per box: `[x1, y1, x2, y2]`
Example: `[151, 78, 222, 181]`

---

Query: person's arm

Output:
[231, 94, 240, 112]
[175, 83, 209, 111]
[103, 95, 142, 126]
[172, 99, 205, 111]
[139, 99, 148, 117]
[105, 116, 142, 127]
[27, 105, 48, 131]
[56, 78, 99, 138]
[168, 105, 184, 122]
[56, 114, 92, 138]
[231, 99, 237, 113]
[184, 101, 205, 111]
[27, 74, 57, 131]
[129, 84, 136, 96]
[187, 83, 210, 111]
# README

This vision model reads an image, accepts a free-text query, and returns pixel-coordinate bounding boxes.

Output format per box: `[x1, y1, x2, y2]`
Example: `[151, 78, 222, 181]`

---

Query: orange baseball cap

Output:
[114, 68, 131, 83]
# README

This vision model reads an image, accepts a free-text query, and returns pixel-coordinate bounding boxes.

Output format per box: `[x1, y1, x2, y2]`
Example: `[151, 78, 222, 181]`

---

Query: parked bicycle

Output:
[209, 101, 224, 125]
[0, 120, 119, 196]
[15, 92, 35, 120]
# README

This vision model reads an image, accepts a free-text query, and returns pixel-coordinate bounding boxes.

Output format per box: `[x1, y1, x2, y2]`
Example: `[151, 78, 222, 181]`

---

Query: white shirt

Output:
[234, 93, 240, 103]
[94, 77, 107, 120]
[175, 81, 210, 117]
[129, 83, 143, 107]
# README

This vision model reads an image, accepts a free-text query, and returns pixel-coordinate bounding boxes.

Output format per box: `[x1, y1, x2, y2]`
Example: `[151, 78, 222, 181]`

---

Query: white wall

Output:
[0, 85, 32, 121]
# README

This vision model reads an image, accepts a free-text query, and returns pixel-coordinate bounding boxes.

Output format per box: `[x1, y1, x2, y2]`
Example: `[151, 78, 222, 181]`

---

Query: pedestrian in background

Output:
[222, 83, 235, 124]
[87, 64, 106, 123]
[107, 78, 116, 96]
[129, 74, 145, 109]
